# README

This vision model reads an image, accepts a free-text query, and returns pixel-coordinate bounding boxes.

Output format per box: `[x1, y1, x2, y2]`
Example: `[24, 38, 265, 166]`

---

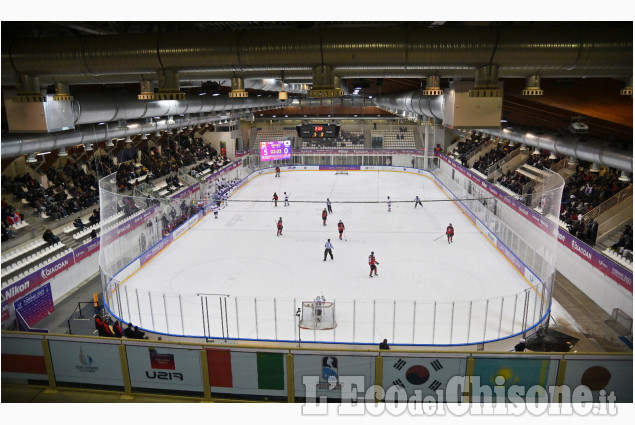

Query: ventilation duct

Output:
[484, 128, 632, 173]
[308, 65, 344, 98]
[1, 97, 290, 158]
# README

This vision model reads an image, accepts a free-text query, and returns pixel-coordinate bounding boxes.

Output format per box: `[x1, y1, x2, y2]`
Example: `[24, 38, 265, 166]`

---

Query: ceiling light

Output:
[36, 151, 51, 156]
[58, 147, 67, 157]
[618, 170, 631, 182]
[26, 154, 37, 163]
[548, 153, 557, 160]
[86, 143, 94, 151]
[106, 139, 115, 147]
[532, 148, 540, 155]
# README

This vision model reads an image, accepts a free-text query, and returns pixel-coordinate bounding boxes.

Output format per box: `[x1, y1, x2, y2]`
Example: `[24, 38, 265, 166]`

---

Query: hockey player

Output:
[368, 251, 379, 278]
[414, 195, 423, 208]
[326, 198, 333, 214]
[275, 166, 281, 177]
[222, 192, 228, 208]
[387, 196, 392, 212]
[284, 192, 290, 206]
[446, 223, 454, 244]
[212, 203, 219, 219]
[324, 239, 334, 261]
[337, 220, 345, 240]
[322, 208, 328, 226]
[314, 295, 325, 322]
[272, 192, 279, 207]
[277, 217, 283, 236]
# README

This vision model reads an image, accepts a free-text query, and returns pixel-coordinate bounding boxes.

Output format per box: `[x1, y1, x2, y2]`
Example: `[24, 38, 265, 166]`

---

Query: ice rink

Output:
[115, 170, 545, 345]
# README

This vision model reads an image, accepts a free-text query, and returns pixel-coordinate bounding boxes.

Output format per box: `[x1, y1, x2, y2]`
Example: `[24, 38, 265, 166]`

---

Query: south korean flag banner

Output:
[381, 355, 468, 402]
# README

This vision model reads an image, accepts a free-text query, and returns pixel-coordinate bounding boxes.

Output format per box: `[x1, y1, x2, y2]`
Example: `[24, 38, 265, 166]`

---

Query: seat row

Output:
[1, 242, 67, 279]
[1, 247, 73, 289]
[1, 238, 47, 265]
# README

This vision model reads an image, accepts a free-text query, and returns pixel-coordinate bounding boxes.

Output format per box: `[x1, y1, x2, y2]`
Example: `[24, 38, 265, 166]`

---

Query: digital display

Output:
[260, 140, 292, 161]
[297, 123, 341, 138]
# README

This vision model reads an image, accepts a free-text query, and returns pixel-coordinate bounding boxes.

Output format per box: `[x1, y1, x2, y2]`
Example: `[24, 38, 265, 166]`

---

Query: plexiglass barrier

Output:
[100, 155, 564, 345]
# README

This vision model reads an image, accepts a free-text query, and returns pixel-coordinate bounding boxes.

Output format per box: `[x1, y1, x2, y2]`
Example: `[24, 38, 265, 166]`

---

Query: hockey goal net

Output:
[299, 300, 337, 330]
[335, 170, 349, 175]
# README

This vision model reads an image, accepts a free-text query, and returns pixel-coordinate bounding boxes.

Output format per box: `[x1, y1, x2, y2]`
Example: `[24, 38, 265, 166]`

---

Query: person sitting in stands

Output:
[73, 217, 85, 229]
[132, 326, 147, 339]
[124, 322, 135, 338]
[379, 339, 390, 350]
[42, 228, 60, 245]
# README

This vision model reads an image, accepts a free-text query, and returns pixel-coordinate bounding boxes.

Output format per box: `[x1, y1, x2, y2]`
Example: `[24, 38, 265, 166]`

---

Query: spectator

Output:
[124, 322, 135, 338]
[514, 338, 527, 352]
[1, 221, 16, 240]
[73, 217, 85, 229]
[42, 228, 60, 245]
[379, 339, 390, 350]
[132, 326, 148, 339]
[90, 229, 98, 240]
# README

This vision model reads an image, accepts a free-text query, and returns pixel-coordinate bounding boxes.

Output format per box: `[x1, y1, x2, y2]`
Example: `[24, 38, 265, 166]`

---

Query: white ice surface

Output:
[118, 170, 545, 345]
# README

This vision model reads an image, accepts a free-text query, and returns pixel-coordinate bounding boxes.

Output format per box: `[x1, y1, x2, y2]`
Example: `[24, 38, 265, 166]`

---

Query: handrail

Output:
[583, 184, 633, 221]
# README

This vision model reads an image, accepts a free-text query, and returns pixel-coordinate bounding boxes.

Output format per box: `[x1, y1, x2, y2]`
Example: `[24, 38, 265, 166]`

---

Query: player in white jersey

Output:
[284, 192, 290, 206]
[212, 203, 219, 218]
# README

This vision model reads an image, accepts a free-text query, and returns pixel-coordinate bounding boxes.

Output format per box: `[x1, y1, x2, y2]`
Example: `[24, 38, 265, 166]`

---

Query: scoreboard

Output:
[296, 123, 341, 138]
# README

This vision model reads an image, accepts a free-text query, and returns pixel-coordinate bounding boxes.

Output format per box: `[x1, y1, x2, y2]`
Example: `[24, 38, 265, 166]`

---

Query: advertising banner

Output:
[471, 355, 559, 402]
[73, 236, 101, 263]
[206, 348, 287, 396]
[318, 165, 361, 171]
[381, 354, 468, 402]
[170, 183, 200, 201]
[1, 252, 75, 304]
[293, 353, 375, 400]
[48, 340, 124, 387]
[296, 148, 418, 155]
[1, 336, 48, 381]
[126, 344, 204, 393]
[100, 205, 160, 245]
[140, 234, 173, 266]
[205, 159, 243, 184]
[14, 282, 54, 327]
[561, 356, 633, 402]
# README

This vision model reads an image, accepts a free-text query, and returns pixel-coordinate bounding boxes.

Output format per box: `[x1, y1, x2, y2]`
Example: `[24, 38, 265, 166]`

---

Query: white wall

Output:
[201, 131, 236, 159]
[556, 244, 633, 317]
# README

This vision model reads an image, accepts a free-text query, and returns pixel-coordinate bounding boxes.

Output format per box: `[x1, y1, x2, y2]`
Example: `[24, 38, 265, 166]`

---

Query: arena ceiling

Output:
[1, 21, 632, 145]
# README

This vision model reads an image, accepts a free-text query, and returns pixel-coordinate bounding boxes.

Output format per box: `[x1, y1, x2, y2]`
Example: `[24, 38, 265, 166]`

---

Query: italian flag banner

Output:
[206, 348, 285, 391]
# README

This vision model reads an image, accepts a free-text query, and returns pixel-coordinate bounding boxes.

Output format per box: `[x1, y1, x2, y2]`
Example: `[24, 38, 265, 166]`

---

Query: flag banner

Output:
[381, 354, 468, 402]
[206, 348, 287, 397]
[126, 345, 203, 393]
[561, 356, 632, 403]
[1, 336, 48, 381]
[471, 355, 559, 402]
[48, 340, 124, 387]
[293, 353, 375, 400]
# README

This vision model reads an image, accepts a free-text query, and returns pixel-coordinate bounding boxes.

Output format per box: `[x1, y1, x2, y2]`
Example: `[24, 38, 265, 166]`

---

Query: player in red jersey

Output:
[368, 251, 379, 277]
[275, 166, 281, 177]
[277, 217, 283, 236]
[322, 208, 328, 226]
[446, 223, 454, 244]
[272, 192, 278, 207]
[337, 220, 345, 240]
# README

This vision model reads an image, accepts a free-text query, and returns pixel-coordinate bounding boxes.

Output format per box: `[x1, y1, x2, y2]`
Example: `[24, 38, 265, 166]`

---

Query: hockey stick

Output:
[433, 234, 446, 241]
